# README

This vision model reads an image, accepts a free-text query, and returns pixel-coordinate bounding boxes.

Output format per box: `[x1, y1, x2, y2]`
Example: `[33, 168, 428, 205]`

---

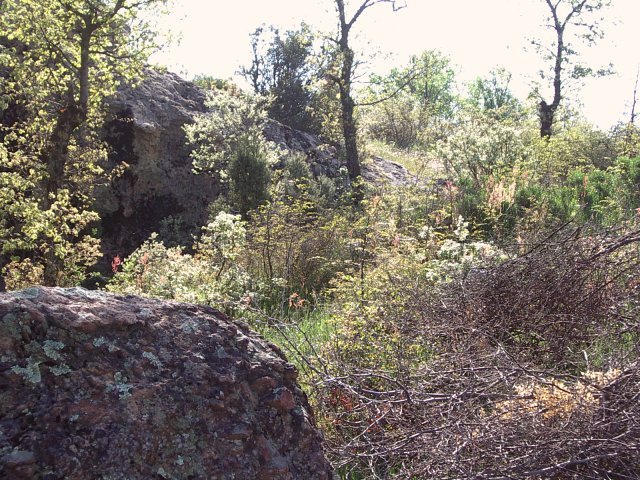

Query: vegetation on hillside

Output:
[2, 0, 639, 478]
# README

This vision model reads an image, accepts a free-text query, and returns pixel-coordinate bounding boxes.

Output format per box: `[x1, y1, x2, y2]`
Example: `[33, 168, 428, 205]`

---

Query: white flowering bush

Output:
[436, 106, 532, 183]
[184, 90, 280, 181]
[108, 212, 250, 308]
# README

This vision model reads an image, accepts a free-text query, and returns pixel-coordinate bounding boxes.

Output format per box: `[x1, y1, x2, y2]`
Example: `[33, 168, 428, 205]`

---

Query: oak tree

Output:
[0, 0, 165, 286]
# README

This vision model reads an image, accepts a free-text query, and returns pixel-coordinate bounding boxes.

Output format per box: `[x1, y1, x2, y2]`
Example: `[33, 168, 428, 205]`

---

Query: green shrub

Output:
[228, 135, 272, 217]
[108, 212, 250, 309]
[245, 197, 349, 313]
[615, 156, 640, 209]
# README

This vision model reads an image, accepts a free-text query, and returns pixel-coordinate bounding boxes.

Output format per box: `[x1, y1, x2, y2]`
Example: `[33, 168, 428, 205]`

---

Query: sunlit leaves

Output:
[185, 90, 278, 179]
[0, 0, 166, 286]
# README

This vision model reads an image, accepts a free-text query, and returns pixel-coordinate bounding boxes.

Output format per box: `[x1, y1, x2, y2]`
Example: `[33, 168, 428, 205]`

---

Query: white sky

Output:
[153, 0, 640, 129]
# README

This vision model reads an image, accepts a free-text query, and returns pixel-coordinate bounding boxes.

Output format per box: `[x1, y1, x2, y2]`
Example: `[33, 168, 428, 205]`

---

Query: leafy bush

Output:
[228, 135, 272, 217]
[534, 156, 640, 225]
[363, 50, 457, 149]
[437, 106, 531, 185]
[184, 89, 278, 181]
[108, 212, 250, 308]
[0, 180, 101, 289]
[245, 196, 348, 312]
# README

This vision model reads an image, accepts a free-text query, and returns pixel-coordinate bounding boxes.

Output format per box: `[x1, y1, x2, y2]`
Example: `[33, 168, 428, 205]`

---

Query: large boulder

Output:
[97, 69, 412, 265]
[99, 70, 217, 258]
[98, 70, 347, 262]
[263, 120, 342, 178]
[0, 287, 334, 479]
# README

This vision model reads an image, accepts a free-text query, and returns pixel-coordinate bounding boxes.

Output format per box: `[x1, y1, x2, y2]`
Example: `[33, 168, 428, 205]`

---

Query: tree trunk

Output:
[539, 0, 568, 139]
[0, 255, 7, 292]
[335, 0, 362, 182]
[333, 0, 401, 181]
[340, 85, 361, 180]
[43, 102, 83, 204]
[41, 99, 83, 286]
[41, 29, 91, 286]
[539, 100, 555, 139]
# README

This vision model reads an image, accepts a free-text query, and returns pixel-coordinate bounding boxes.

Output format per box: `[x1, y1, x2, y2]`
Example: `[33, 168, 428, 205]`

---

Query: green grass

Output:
[255, 306, 335, 381]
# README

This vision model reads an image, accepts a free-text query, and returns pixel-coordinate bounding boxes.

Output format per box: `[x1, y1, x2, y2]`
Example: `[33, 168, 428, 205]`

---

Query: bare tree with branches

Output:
[329, 0, 404, 181]
[534, 0, 610, 138]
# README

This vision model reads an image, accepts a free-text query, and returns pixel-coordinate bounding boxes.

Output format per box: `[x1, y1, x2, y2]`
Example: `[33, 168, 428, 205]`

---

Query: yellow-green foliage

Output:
[184, 89, 278, 180]
[325, 191, 507, 374]
[0, 0, 165, 287]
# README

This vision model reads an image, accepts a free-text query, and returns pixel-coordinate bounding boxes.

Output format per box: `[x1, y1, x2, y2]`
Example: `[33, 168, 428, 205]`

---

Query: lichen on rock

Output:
[0, 287, 334, 479]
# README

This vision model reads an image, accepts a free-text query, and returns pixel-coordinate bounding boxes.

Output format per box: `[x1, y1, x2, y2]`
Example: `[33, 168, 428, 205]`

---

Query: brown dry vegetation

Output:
[276, 223, 640, 479]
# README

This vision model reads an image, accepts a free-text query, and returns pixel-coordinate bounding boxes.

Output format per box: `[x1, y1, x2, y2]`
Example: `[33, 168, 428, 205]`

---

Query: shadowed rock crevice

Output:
[0, 287, 334, 479]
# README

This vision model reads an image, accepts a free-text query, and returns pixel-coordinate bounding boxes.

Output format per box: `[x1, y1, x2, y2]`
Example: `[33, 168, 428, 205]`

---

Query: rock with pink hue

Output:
[0, 287, 334, 479]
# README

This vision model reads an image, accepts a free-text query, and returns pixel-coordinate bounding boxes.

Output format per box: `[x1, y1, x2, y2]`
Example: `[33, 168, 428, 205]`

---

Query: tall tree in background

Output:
[534, 0, 610, 138]
[0, 0, 165, 287]
[241, 24, 320, 133]
[330, 0, 404, 180]
[630, 65, 639, 125]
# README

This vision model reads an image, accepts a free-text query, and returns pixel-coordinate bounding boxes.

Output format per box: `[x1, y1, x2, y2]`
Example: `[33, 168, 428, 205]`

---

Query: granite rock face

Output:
[361, 156, 416, 187]
[97, 69, 411, 263]
[99, 70, 217, 258]
[0, 287, 334, 479]
[98, 70, 347, 260]
[263, 120, 342, 178]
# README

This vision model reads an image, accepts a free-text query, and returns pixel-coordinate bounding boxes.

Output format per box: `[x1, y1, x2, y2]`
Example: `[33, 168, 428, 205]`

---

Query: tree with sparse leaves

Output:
[533, 0, 611, 138]
[329, 0, 405, 181]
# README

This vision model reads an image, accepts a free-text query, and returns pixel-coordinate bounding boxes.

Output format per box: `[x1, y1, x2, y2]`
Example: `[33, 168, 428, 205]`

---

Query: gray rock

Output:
[96, 69, 413, 263]
[362, 155, 417, 187]
[98, 70, 219, 257]
[264, 120, 342, 178]
[2, 450, 35, 467]
[0, 287, 334, 479]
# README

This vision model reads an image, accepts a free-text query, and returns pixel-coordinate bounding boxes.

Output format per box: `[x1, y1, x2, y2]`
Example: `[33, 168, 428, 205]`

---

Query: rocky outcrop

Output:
[362, 155, 417, 187]
[0, 287, 334, 479]
[98, 70, 348, 261]
[264, 120, 342, 178]
[99, 70, 217, 258]
[97, 69, 413, 264]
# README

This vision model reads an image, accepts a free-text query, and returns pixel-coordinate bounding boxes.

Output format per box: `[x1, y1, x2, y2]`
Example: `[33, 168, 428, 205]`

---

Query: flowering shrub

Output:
[108, 212, 250, 308]
[184, 89, 279, 181]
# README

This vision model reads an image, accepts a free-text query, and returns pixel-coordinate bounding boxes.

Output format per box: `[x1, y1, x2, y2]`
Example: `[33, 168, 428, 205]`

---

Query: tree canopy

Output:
[240, 23, 320, 133]
[0, 0, 165, 286]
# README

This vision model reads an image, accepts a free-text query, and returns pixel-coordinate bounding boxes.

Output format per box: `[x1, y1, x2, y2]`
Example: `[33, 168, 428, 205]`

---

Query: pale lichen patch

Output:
[143, 351, 163, 368]
[43, 340, 65, 360]
[107, 371, 133, 400]
[11, 357, 43, 384]
[50, 364, 72, 376]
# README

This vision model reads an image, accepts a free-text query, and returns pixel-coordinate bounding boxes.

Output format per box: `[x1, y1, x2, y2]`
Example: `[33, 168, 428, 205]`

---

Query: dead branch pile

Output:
[300, 224, 640, 478]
